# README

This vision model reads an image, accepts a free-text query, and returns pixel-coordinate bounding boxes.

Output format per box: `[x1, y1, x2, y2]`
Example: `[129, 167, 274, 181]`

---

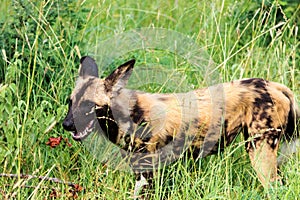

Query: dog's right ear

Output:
[104, 59, 135, 93]
[79, 56, 99, 78]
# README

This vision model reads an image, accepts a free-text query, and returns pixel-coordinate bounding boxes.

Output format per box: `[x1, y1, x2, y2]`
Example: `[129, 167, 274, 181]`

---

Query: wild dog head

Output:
[62, 56, 135, 141]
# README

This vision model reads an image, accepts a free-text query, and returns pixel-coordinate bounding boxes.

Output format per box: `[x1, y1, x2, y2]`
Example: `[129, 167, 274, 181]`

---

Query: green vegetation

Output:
[0, 0, 299, 199]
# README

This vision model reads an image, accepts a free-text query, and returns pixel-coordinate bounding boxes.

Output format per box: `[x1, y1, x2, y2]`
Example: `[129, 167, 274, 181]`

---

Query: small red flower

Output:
[46, 136, 73, 148]
[46, 136, 63, 148]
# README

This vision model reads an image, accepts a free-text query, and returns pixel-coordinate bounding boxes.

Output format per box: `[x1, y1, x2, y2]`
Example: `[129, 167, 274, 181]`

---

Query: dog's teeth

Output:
[72, 120, 95, 139]
[71, 131, 76, 137]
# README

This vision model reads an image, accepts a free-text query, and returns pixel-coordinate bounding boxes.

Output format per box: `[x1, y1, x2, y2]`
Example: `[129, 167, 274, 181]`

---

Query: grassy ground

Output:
[0, 0, 299, 199]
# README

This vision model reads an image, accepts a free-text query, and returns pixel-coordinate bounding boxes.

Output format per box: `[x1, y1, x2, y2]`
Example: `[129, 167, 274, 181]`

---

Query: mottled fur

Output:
[63, 56, 299, 192]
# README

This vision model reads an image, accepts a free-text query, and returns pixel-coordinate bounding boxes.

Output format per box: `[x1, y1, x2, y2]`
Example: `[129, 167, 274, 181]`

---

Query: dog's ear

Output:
[79, 56, 99, 78]
[104, 59, 135, 93]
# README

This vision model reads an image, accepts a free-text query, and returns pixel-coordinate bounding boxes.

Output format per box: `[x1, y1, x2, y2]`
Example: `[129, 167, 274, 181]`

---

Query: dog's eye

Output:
[82, 100, 96, 115]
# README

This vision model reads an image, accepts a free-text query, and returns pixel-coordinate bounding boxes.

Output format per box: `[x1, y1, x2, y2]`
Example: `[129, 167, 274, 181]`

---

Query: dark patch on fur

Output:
[253, 92, 273, 109]
[246, 128, 281, 151]
[252, 91, 274, 128]
[262, 130, 279, 150]
[130, 101, 146, 124]
[243, 126, 250, 151]
[255, 123, 262, 130]
[266, 117, 273, 127]
[223, 118, 242, 146]
[266, 131, 279, 149]
[253, 89, 266, 96]
[240, 78, 256, 85]
[158, 96, 169, 101]
[95, 104, 119, 143]
[165, 135, 174, 144]
[253, 79, 268, 89]
[241, 78, 268, 89]
[282, 90, 299, 139]
[187, 146, 202, 159]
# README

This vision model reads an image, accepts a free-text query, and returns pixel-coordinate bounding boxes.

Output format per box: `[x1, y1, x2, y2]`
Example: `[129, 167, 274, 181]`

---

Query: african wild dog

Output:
[63, 56, 299, 194]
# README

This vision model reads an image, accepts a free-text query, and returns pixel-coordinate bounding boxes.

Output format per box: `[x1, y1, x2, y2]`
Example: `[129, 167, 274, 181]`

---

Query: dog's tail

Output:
[277, 97, 300, 165]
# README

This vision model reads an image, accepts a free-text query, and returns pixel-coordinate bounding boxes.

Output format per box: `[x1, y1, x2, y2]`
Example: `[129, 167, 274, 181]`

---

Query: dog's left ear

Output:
[105, 59, 135, 93]
[79, 56, 99, 78]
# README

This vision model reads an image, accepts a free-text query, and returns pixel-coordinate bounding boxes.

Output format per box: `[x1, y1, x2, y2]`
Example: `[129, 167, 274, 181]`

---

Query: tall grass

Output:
[0, 0, 299, 199]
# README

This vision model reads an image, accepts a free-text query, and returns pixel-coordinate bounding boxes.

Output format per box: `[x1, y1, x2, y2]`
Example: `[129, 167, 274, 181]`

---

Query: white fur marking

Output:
[133, 174, 148, 200]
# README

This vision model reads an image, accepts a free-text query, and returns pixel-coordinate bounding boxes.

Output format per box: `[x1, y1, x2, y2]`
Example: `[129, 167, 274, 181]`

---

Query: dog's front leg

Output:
[133, 172, 153, 200]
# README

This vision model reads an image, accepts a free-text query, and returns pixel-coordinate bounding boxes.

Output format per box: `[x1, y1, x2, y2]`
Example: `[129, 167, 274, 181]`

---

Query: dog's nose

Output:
[62, 99, 76, 131]
[62, 118, 75, 131]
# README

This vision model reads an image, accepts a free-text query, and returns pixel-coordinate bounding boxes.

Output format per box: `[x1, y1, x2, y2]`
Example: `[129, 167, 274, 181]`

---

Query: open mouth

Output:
[71, 120, 95, 140]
